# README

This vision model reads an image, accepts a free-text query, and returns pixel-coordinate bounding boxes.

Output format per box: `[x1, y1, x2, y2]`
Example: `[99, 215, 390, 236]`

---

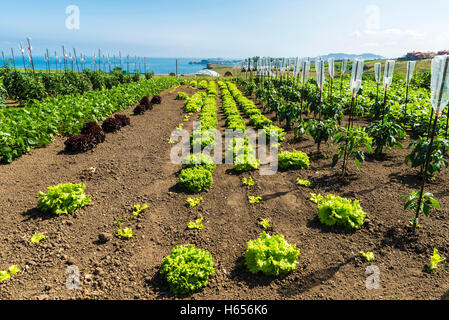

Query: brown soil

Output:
[0, 84, 448, 300]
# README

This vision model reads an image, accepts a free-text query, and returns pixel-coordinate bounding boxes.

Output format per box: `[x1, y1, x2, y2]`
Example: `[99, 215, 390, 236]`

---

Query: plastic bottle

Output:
[406, 61, 416, 86]
[315, 58, 325, 90]
[350, 58, 364, 96]
[374, 62, 382, 83]
[383, 60, 395, 90]
[431, 55, 449, 114]
[328, 58, 335, 79]
[301, 59, 310, 85]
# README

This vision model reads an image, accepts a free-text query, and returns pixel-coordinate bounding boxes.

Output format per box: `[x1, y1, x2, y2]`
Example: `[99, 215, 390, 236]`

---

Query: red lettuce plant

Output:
[133, 105, 146, 115]
[102, 117, 122, 133]
[64, 134, 95, 153]
[140, 96, 152, 110]
[114, 114, 131, 127]
[80, 122, 105, 144]
[151, 95, 162, 104]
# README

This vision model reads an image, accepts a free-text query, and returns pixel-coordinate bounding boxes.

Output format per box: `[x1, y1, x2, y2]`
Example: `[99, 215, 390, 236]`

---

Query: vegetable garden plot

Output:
[0, 68, 448, 301]
[0, 77, 179, 163]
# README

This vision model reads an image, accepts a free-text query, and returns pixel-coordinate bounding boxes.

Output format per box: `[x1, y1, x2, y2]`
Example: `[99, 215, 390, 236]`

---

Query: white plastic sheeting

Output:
[350, 58, 364, 96]
[431, 55, 449, 114]
[195, 69, 220, 77]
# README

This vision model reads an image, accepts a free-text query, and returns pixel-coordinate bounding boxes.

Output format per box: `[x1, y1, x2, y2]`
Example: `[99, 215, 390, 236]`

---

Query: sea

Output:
[1, 56, 209, 75]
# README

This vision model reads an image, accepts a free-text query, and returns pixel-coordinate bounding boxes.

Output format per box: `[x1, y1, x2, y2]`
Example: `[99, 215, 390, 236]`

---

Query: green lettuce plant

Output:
[429, 248, 445, 273]
[186, 197, 203, 207]
[37, 183, 91, 215]
[178, 167, 213, 193]
[131, 204, 148, 217]
[116, 227, 133, 239]
[182, 153, 216, 173]
[242, 176, 255, 186]
[278, 149, 310, 169]
[187, 217, 204, 230]
[245, 232, 300, 276]
[30, 233, 46, 243]
[360, 251, 375, 262]
[259, 218, 270, 230]
[248, 196, 262, 204]
[0, 265, 19, 282]
[296, 178, 311, 187]
[313, 193, 366, 230]
[160, 244, 215, 295]
[176, 92, 189, 100]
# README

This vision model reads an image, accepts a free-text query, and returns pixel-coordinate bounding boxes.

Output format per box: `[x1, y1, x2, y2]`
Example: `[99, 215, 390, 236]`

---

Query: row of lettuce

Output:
[0, 77, 179, 163]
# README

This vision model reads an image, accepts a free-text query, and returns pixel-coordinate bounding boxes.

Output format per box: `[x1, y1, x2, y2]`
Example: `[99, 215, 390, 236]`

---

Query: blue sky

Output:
[1, 0, 448, 58]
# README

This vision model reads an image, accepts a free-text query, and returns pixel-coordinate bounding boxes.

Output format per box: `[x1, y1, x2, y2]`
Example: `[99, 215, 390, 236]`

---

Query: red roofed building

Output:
[402, 51, 437, 60]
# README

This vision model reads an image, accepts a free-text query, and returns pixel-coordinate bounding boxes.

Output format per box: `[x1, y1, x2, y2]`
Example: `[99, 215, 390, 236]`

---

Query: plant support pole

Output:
[413, 114, 439, 231]
[342, 95, 356, 176]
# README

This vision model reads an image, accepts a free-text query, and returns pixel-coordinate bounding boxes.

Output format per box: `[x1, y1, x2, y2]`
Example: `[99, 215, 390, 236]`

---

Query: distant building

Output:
[437, 50, 449, 56]
[402, 51, 436, 60]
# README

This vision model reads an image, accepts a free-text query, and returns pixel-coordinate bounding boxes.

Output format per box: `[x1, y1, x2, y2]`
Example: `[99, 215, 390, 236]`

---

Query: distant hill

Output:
[312, 53, 385, 61]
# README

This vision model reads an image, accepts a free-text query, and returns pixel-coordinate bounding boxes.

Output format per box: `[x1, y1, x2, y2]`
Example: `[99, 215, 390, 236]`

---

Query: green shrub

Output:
[245, 232, 300, 276]
[312, 193, 366, 230]
[182, 153, 216, 172]
[37, 183, 91, 215]
[278, 149, 309, 169]
[176, 91, 189, 100]
[178, 167, 213, 193]
[160, 244, 215, 295]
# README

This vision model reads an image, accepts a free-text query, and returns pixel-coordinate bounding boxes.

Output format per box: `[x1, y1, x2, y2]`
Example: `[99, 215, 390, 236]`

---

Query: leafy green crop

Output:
[296, 178, 311, 187]
[160, 244, 215, 295]
[226, 137, 260, 172]
[368, 120, 405, 155]
[184, 92, 206, 113]
[259, 218, 270, 230]
[37, 183, 91, 215]
[314, 193, 366, 230]
[248, 196, 262, 204]
[360, 251, 375, 262]
[307, 119, 338, 152]
[182, 153, 216, 173]
[332, 126, 373, 174]
[116, 227, 133, 239]
[0, 265, 19, 282]
[263, 125, 286, 142]
[278, 149, 310, 169]
[198, 80, 208, 89]
[245, 232, 300, 276]
[30, 233, 46, 243]
[0, 77, 179, 163]
[405, 137, 449, 179]
[400, 190, 440, 228]
[429, 248, 445, 273]
[242, 176, 255, 186]
[186, 197, 203, 207]
[131, 204, 148, 217]
[178, 167, 213, 193]
[187, 217, 204, 230]
[176, 92, 189, 100]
